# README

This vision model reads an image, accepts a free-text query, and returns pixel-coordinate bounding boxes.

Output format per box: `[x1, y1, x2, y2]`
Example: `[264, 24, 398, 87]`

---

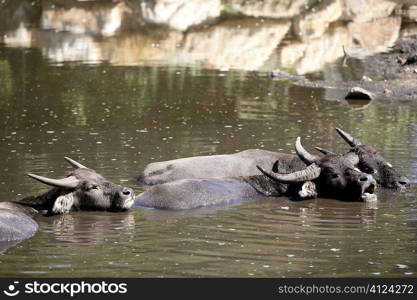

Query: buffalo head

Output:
[257, 137, 377, 201]
[24, 157, 134, 214]
[327, 128, 409, 189]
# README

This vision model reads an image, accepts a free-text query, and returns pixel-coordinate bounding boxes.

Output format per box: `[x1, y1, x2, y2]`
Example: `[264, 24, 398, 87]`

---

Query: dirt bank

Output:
[273, 34, 417, 101]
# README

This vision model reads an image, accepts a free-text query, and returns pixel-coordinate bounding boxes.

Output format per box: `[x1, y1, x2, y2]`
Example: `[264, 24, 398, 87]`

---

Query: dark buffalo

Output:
[0, 157, 135, 245]
[334, 128, 409, 189]
[257, 137, 377, 202]
[137, 128, 408, 189]
[134, 138, 377, 210]
[14, 157, 135, 214]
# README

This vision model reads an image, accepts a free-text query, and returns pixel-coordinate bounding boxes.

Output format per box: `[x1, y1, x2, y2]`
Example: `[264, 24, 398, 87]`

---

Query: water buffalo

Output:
[137, 149, 306, 185]
[137, 128, 408, 189]
[134, 138, 377, 210]
[0, 157, 135, 245]
[334, 128, 409, 189]
[0, 202, 38, 252]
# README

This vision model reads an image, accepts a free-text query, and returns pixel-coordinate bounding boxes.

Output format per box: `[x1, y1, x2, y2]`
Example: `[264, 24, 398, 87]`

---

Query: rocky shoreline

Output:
[273, 34, 417, 101]
[2, 0, 417, 100]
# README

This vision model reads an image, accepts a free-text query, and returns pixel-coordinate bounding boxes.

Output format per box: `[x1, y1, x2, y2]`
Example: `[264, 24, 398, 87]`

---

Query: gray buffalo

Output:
[137, 150, 306, 185]
[137, 128, 409, 189]
[0, 202, 38, 252]
[134, 138, 377, 210]
[0, 157, 135, 245]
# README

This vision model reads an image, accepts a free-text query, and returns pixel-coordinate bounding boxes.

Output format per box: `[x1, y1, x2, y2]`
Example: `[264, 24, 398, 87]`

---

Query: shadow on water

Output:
[0, 0, 416, 277]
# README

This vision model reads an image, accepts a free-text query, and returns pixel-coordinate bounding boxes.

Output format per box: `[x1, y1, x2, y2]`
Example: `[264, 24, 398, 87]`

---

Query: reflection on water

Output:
[1, 195, 416, 277]
[0, 0, 417, 278]
[44, 211, 136, 244]
[1, 0, 416, 72]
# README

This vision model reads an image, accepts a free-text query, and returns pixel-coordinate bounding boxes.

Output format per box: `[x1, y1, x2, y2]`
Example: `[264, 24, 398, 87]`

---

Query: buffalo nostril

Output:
[122, 188, 132, 196]
[359, 176, 369, 182]
[399, 177, 410, 186]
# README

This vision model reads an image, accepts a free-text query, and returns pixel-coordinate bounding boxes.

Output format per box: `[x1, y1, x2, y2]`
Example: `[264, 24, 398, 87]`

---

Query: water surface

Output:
[0, 44, 417, 277]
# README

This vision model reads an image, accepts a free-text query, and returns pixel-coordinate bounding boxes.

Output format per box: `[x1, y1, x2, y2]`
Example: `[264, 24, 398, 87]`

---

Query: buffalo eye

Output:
[331, 173, 339, 179]
[86, 184, 100, 191]
[361, 166, 375, 174]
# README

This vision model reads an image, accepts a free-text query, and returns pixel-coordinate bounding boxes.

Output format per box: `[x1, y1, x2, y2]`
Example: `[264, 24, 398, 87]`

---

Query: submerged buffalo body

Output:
[0, 202, 38, 251]
[135, 138, 377, 210]
[0, 157, 135, 245]
[136, 177, 261, 210]
[137, 150, 305, 185]
[137, 128, 409, 189]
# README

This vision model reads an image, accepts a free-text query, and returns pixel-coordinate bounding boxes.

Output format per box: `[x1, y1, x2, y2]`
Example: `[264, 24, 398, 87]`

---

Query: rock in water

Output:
[345, 87, 375, 100]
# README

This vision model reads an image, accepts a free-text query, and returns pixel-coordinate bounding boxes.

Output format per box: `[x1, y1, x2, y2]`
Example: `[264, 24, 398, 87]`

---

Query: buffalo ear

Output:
[272, 160, 279, 173]
[51, 192, 75, 214]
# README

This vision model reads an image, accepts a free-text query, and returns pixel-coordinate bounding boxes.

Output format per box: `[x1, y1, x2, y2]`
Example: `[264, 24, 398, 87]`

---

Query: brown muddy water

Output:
[0, 44, 416, 278]
[3, 0, 417, 276]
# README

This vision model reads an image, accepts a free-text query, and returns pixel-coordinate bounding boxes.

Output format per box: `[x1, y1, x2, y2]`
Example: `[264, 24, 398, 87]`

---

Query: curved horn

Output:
[257, 163, 321, 184]
[335, 127, 361, 147]
[295, 137, 318, 165]
[64, 157, 88, 169]
[314, 146, 336, 156]
[27, 173, 80, 189]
